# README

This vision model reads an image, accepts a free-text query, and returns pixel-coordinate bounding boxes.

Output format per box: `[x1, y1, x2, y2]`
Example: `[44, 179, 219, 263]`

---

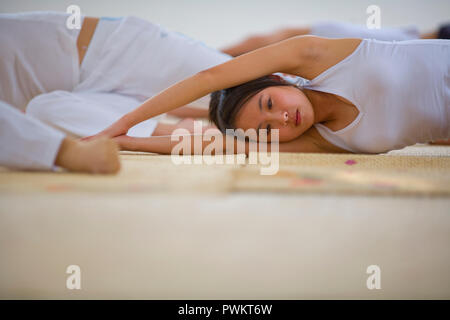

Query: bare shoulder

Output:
[285, 36, 363, 80]
[279, 126, 352, 154]
[307, 126, 353, 153]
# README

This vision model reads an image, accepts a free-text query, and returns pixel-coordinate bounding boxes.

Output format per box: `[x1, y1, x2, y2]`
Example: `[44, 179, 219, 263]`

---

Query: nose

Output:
[266, 111, 289, 126]
[283, 111, 289, 124]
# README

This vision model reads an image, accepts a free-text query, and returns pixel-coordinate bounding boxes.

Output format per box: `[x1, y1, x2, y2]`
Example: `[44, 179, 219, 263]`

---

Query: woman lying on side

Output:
[89, 34, 449, 155]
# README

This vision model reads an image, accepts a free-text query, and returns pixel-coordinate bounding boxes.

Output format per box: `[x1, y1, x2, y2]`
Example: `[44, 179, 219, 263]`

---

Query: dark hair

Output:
[209, 75, 293, 133]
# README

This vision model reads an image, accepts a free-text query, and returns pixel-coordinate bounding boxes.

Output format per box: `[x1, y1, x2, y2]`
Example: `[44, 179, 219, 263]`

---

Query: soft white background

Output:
[1, 0, 449, 49]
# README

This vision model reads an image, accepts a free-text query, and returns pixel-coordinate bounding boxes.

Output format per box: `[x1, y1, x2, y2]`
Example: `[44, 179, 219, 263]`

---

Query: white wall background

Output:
[1, 0, 449, 49]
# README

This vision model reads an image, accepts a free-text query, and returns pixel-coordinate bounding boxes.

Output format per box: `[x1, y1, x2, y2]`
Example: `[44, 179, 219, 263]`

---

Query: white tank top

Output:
[286, 39, 450, 153]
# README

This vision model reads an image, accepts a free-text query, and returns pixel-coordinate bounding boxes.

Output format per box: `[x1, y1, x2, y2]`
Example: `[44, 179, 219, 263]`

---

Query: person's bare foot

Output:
[55, 137, 121, 174]
[420, 30, 438, 39]
[175, 118, 196, 132]
[221, 27, 310, 56]
[429, 139, 450, 146]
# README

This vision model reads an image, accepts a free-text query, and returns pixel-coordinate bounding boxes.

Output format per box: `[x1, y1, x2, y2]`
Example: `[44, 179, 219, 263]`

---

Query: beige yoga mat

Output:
[234, 152, 450, 197]
[0, 154, 239, 194]
[0, 150, 449, 196]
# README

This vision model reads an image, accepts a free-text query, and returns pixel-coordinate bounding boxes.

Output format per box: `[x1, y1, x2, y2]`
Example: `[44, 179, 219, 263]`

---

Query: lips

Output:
[295, 110, 301, 126]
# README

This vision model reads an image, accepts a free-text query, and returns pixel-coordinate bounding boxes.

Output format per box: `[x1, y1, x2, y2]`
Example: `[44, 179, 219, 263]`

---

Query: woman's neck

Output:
[303, 89, 339, 125]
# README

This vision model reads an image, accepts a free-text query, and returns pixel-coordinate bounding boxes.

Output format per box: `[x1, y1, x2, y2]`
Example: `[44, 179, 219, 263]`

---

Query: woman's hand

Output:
[82, 118, 130, 141]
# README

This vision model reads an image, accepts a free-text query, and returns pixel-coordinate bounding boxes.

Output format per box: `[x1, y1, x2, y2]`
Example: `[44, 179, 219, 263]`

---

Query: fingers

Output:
[81, 126, 120, 141]
[81, 130, 109, 141]
[80, 135, 96, 142]
[82, 121, 130, 141]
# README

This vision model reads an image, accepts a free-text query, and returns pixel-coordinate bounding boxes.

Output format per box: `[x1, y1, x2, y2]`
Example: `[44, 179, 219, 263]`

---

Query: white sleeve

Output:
[0, 101, 65, 170]
[310, 21, 420, 41]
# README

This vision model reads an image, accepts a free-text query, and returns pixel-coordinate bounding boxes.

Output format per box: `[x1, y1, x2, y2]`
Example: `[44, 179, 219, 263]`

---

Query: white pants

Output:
[0, 101, 65, 170]
[0, 12, 231, 170]
[27, 91, 159, 138]
[0, 13, 72, 170]
[0, 91, 150, 170]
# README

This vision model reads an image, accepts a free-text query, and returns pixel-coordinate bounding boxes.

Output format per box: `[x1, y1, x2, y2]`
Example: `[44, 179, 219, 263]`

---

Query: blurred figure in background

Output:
[221, 21, 449, 56]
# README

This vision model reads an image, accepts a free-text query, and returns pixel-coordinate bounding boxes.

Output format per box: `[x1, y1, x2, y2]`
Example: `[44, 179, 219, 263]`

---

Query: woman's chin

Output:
[278, 134, 302, 143]
[278, 128, 308, 142]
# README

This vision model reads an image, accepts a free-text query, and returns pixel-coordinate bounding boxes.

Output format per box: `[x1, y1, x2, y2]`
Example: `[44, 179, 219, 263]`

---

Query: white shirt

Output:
[291, 39, 449, 153]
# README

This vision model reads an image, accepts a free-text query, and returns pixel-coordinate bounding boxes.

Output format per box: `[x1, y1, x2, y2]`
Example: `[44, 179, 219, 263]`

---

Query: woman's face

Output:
[234, 85, 314, 142]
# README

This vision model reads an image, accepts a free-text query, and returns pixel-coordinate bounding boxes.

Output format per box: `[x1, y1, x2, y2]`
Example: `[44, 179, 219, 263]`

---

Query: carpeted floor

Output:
[0, 144, 449, 299]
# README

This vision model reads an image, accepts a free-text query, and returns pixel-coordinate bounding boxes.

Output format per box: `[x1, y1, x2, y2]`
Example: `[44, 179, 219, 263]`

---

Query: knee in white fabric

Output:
[26, 90, 72, 122]
[0, 99, 65, 170]
[26, 90, 161, 138]
[26, 91, 86, 137]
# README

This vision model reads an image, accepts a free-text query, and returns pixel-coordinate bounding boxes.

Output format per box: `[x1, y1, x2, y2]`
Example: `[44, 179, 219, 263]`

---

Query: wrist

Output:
[119, 114, 135, 130]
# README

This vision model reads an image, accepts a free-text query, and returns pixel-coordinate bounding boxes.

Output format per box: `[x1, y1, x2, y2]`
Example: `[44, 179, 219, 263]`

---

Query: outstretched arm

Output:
[89, 35, 320, 140]
[112, 134, 320, 155]
[112, 126, 341, 155]
[89, 36, 361, 140]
